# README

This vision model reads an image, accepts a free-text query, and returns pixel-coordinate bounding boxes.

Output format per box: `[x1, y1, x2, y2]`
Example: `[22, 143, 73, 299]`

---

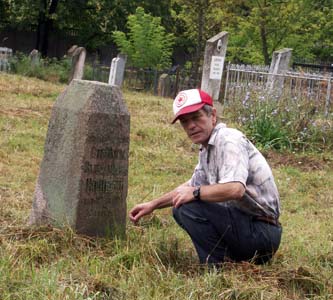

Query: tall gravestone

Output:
[267, 48, 293, 94]
[201, 32, 229, 115]
[108, 54, 127, 87]
[29, 80, 130, 237]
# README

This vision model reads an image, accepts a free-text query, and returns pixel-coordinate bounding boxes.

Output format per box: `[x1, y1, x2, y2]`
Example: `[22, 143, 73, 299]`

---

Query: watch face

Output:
[193, 186, 200, 198]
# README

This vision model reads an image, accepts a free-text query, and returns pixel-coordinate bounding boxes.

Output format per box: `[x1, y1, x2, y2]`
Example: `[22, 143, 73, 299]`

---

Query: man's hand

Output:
[172, 186, 196, 208]
[129, 202, 154, 224]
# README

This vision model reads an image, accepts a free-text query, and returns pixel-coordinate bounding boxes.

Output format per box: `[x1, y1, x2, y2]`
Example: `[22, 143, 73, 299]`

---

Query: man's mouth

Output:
[190, 131, 201, 137]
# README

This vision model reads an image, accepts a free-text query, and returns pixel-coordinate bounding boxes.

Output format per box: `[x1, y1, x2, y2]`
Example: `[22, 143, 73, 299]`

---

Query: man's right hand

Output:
[129, 202, 154, 224]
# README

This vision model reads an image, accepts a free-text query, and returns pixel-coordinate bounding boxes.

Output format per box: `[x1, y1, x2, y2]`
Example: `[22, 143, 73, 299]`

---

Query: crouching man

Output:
[129, 89, 282, 265]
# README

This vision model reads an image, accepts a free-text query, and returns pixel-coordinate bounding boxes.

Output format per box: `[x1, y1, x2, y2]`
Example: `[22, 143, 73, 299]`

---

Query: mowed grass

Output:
[0, 73, 332, 300]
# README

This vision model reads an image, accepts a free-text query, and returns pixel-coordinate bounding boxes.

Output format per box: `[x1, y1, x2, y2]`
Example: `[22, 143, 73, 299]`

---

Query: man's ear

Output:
[212, 107, 217, 125]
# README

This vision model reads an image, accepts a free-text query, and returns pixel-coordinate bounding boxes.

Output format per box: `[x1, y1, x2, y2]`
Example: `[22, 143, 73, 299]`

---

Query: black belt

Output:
[254, 216, 281, 227]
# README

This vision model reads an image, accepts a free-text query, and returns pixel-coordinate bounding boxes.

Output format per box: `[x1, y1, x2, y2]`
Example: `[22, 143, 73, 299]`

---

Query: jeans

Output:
[173, 201, 282, 265]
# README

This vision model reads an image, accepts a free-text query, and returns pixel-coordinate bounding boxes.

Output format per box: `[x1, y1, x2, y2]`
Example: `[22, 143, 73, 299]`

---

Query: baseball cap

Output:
[171, 89, 213, 124]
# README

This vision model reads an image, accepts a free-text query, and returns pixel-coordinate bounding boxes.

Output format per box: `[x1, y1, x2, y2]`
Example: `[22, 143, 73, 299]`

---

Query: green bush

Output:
[225, 93, 333, 152]
[9, 53, 72, 83]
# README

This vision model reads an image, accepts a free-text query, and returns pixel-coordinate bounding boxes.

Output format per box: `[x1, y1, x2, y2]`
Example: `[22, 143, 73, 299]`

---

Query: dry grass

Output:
[0, 73, 332, 299]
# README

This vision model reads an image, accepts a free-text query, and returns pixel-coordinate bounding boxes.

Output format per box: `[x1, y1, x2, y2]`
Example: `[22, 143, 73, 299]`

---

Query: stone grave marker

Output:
[267, 48, 293, 95]
[108, 54, 127, 87]
[68, 46, 87, 83]
[29, 80, 130, 237]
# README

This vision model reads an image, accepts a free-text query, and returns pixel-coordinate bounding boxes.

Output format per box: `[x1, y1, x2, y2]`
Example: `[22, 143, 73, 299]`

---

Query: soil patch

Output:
[263, 150, 333, 171]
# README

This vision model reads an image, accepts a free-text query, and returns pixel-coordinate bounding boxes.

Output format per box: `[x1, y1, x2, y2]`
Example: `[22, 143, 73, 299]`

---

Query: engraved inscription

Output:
[90, 146, 127, 160]
[85, 178, 124, 193]
[82, 161, 126, 176]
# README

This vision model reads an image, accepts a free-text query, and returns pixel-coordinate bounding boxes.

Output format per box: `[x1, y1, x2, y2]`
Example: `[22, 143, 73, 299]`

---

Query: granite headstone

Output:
[29, 80, 130, 237]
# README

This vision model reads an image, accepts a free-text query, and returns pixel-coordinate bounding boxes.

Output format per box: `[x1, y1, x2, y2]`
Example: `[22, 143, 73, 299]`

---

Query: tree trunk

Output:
[192, 0, 208, 85]
[35, 0, 59, 57]
[258, 0, 270, 65]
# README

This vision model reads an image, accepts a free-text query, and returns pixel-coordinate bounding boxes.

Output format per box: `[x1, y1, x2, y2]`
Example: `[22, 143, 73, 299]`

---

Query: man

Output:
[129, 89, 282, 265]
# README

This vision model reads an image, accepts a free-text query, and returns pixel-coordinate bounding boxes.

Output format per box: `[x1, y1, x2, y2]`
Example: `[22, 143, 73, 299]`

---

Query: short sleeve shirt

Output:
[190, 123, 280, 218]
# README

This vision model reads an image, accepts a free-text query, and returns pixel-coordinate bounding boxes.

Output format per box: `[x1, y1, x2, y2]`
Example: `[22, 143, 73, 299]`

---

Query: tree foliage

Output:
[1, 0, 332, 64]
[112, 7, 175, 70]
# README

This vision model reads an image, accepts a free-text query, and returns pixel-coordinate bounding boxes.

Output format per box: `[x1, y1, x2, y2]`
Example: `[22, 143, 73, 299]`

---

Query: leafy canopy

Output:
[112, 7, 175, 70]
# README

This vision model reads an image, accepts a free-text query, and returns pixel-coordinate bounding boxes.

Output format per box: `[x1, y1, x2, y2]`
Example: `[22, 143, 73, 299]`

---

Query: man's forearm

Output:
[151, 180, 191, 209]
[200, 182, 245, 202]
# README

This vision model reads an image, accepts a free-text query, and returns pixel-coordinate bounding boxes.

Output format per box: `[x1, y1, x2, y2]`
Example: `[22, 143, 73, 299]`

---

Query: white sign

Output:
[209, 56, 225, 80]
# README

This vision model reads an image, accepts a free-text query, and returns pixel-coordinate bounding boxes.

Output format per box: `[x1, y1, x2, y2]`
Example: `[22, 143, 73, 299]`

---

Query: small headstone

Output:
[29, 49, 40, 67]
[68, 46, 87, 83]
[157, 73, 172, 97]
[108, 54, 127, 87]
[29, 80, 130, 237]
[0, 47, 13, 72]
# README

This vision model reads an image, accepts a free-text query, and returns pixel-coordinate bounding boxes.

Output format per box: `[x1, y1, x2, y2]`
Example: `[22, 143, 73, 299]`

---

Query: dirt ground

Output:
[264, 150, 333, 171]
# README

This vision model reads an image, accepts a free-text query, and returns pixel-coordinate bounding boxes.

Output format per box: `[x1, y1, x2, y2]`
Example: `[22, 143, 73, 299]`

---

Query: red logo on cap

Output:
[175, 92, 188, 107]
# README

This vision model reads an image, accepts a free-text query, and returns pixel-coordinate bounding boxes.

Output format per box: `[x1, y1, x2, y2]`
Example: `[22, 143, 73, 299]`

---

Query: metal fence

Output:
[91, 64, 201, 96]
[223, 63, 332, 118]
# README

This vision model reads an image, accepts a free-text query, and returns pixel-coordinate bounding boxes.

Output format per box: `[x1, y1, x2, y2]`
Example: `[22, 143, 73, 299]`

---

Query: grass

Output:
[0, 73, 333, 299]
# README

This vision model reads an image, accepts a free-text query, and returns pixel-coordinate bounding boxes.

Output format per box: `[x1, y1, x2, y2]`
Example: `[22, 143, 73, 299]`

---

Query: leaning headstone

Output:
[68, 46, 87, 83]
[267, 48, 293, 94]
[29, 80, 130, 237]
[108, 54, 127, 87]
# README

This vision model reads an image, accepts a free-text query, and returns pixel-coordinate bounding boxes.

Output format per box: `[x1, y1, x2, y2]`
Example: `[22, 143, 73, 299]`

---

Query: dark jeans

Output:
[173, 201, 282, 265]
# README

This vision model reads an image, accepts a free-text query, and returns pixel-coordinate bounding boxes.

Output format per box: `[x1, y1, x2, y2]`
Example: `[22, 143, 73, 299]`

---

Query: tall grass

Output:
[0, 73, 332, 299]
[225, 92, 333, 152]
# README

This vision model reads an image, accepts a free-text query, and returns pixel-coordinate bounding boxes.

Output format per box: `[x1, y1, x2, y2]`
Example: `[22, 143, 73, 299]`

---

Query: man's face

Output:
[179, 108, 217, 147]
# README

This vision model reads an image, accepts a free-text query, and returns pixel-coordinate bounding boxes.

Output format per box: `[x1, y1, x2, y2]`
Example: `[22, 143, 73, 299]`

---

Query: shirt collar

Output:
[200, 123, 226, 151]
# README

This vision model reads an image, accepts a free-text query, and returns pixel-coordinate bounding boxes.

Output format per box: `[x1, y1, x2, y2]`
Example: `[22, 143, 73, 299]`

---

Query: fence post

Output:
[223, 62, 230, 106]
[200, 32, 229, 112]
[325, 75, 332, 118]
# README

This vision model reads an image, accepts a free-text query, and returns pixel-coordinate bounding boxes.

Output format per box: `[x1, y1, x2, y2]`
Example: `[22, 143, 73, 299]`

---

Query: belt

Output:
[254, 216, 281, 227]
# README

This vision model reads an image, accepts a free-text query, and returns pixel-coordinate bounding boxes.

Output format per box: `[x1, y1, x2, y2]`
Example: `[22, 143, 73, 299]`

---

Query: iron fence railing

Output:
[223, 63, 332, 118]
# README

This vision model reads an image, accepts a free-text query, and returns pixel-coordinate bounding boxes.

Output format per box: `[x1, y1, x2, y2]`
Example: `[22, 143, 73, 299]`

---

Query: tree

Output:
[35, 0, 60, 57]
[112, 7, 175, 70]
[171, 0, 223, 81]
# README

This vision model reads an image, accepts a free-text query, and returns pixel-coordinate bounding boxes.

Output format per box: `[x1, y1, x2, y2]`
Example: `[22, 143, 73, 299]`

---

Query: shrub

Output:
[225, 92, 333, 152]
[9, 53, 72, 83]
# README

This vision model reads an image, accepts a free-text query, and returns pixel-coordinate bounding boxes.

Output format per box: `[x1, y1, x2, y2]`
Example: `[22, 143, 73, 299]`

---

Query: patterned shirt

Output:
[190, 123, 280, 219]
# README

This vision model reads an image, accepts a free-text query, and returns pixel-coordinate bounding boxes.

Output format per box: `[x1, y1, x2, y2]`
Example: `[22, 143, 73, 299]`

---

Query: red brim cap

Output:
[171, 102, 206, 124]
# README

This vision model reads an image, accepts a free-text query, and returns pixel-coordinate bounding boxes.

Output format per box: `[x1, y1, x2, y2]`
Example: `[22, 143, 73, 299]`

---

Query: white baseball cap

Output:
[171, 89, 213, 124]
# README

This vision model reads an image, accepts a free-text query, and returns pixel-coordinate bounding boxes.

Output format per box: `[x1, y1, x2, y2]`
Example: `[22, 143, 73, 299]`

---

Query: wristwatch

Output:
[193, 186, 201, 200]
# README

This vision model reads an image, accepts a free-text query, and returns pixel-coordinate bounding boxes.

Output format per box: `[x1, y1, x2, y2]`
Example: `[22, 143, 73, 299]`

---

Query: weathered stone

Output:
[29, 80, 130, 237]
[267, 48, 293, 94]
[201, 32, 229, 103]
[68, 46, 87, 83]
[108, 54, 127, 87]
[157, 73, 172, 97]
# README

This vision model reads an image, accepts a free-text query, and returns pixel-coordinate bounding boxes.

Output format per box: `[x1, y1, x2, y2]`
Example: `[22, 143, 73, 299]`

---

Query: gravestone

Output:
[29, 80, 130, 237]
[29, 49, 40, 67]
[201, 32, 229, 102]
[108, 54, 127, 87]
[0, 47, 12, 72]
[157, 73, 172, 97]
[68, 46, 87, 83]
[267, 48, 293, 94]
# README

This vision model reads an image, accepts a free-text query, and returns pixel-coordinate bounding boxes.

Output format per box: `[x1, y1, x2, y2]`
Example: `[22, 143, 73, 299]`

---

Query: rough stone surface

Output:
[29, 80, 130, 237]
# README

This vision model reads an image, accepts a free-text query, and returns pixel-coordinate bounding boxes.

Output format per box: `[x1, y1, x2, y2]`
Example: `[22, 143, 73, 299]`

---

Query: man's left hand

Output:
[172, 186, 196, 208]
